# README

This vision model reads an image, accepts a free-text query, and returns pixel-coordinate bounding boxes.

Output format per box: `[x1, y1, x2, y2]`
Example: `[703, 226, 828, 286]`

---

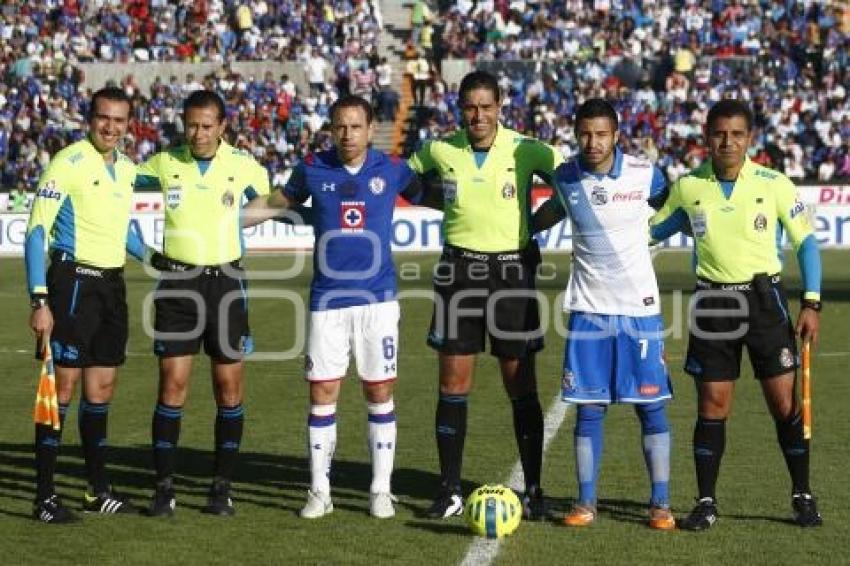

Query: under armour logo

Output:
[384, 364, 396, 373]
[322, 183, 336, 192]
[312, 444, 321, 450]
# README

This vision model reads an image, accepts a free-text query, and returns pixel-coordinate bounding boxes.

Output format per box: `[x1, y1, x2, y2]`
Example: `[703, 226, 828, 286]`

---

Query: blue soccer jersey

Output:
[283, 149, 421, 311]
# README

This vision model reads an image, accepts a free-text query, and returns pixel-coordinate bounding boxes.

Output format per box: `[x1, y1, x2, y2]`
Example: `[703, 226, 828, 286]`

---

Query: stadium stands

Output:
[1, 0, 848, 198]
[0, 0, 389, 194]
[406, 0, 850, 182]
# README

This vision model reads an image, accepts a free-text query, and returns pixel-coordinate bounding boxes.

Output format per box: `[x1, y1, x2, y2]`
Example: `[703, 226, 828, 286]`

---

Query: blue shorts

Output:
[562, 313, 672, 405]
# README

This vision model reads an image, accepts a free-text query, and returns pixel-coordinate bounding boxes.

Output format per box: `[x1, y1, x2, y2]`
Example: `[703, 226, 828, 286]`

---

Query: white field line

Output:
[459, 394, 571, 566]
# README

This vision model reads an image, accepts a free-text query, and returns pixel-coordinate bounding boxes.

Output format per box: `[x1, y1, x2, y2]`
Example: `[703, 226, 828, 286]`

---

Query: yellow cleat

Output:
[563, 504, 597, 527]
[649, 505, 676, 530]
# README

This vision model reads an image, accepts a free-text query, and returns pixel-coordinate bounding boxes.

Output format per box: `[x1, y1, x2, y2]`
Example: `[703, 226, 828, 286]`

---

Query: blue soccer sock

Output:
[574, 404, 606, 506]
[636, 401, 671, 507]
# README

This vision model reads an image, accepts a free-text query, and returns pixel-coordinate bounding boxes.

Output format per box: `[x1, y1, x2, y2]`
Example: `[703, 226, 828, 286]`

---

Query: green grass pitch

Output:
[0, 251, 847, 565]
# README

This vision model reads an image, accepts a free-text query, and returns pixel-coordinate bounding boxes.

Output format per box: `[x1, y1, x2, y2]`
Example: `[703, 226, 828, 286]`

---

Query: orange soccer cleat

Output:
[563, 503, 597, 527]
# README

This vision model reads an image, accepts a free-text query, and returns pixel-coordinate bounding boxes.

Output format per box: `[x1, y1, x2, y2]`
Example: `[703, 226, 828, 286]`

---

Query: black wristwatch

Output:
[30, 294, 48, 310]
[800, 296, 822, 312]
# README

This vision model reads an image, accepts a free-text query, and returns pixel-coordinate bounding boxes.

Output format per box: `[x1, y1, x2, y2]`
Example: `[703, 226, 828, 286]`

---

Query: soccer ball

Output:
[464, 484, 522, 538]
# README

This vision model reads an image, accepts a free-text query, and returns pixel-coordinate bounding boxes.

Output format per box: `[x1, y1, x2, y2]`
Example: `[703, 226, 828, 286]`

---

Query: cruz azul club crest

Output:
[369, 176, 386, 195]
[340, 201, 366, 232]
[166, 185, 182, 209]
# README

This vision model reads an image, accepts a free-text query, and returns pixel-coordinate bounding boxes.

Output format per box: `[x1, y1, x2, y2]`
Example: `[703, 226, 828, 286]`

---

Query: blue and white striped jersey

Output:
[553, 148, 667, 317]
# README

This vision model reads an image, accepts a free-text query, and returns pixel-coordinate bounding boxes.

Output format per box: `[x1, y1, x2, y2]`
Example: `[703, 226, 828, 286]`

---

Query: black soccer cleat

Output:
[83, 489, 137, 515]
[33, 494, 79, 524]
[521, 485, 546, 520]
[202, 478, 235, 517]
[425, 488, 463, 519]
[792, 492, 823, 527]
[148, 478, 176, 517]
[680, 497, 718, 531]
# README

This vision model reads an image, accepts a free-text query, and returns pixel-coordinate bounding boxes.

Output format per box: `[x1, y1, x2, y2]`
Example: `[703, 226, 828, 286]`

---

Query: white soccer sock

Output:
[307, 403, 337, 495]
[367, 399, 396, 494]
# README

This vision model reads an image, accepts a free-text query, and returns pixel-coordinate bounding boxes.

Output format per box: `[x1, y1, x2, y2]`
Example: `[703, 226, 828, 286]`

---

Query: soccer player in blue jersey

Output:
[533, 99, 675, 529]
[245, 95, 439, 518]
[25, 87, 146, 522]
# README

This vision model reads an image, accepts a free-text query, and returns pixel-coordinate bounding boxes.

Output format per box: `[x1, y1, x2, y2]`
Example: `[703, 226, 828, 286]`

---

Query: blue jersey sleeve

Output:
[283, 163, 309, 204]
[125, 223, 146, 262]
[25, 226, 47, 295]
[796, 234, 821, 297]
[650, 208, 689, 241]
[646, 167, 668, 210]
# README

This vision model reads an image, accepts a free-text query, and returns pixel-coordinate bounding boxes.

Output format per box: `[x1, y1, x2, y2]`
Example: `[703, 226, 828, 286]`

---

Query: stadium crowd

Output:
[0, 0, 393, 197]
[3, 0, 850, 199]
[411, 0, 850, 182]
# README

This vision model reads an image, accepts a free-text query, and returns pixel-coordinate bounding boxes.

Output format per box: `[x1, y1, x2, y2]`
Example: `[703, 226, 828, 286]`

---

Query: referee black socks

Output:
[775, 411, 811, 494]
[511, 392, 544, 490]
[79, 399, 110, 494]
[34, 402, 69, 500]
[435, 394, 468, 492]
[214, 404, 244, 480]
[152, 402, 183, 482]
[693, 416, 726, 501]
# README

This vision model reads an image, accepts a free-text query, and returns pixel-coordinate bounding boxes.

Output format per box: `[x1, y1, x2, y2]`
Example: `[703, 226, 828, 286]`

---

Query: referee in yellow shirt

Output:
[651, 99, 822, 529]
[26, 87, 144, 522]
[409, 71, 563, 519]
[136, 90, 270, 517]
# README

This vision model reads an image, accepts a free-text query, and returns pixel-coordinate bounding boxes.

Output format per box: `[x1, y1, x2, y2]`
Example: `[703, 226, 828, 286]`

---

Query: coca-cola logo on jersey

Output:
[591, 186, 643, 205]
[612, 190, 644, 202]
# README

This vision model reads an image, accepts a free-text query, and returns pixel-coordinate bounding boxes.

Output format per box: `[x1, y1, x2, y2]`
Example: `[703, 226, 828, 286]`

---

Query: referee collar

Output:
[702, 156, 758, 182]
[183, 139, 230, 162]
[459, 123, 509, 153]
[577, 146, 624, 180]
[84, 134, 119, 164]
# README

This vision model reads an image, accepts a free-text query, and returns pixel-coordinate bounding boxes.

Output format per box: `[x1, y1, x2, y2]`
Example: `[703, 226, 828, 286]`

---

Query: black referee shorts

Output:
[153, 258, 252, 363]
[427, 242, 543, 359]
[47, 257, 128, 368]
[684, 274, 798, 381]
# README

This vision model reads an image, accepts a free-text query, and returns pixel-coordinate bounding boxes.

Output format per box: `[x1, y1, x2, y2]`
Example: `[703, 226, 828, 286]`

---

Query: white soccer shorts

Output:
[305, 300, 400, 382]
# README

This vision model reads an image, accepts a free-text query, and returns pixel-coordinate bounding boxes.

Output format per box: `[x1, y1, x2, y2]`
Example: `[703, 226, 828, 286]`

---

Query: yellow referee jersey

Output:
[25, 138, 137, 293]
[651, 157, 814, 283]
[409, 125, 563, 252]
[137, 140, 270, 265]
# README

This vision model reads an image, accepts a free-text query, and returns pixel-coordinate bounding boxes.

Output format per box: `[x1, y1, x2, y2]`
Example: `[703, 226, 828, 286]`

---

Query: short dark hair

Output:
[574, 98, 618, 130]
[706, 99, 753, 132]
[458, 70, 501, 104]
[88, 87, 132, 121]
[183, 89, 226, 122]
[329, 95, 373, 125]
